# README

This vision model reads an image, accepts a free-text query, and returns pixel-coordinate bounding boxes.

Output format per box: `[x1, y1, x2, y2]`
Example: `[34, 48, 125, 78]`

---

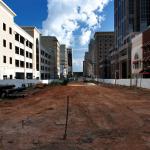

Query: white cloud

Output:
[80, 29, 91, 46]
[87, 12, 98, 27]
[42, 0, 111, 46]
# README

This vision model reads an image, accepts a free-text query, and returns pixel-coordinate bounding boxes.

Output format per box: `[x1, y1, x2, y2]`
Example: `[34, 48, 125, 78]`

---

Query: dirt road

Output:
[0, 82, 150, 150]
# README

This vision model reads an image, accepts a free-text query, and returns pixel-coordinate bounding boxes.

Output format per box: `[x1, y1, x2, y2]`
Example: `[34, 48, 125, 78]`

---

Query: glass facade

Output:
[140, 0, 150, 31]
[115, 0, 150, 48]
[114, 0, 150, 78]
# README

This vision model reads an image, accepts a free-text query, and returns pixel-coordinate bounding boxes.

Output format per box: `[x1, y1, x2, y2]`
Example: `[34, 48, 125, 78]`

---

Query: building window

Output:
[10, 75, 12, 79]
[45, 53, 48, 58]
[9, 42, 12, 49]
[3, 75, 7, 80]
[10, 57, 12, 64]
[15, 60, 19, 67]
[20, 36, 25, 44]
[29, 42, 33, 49]
[41, 50, 44, 55]
[26, 51, 29, 57]
[3, 56, 6, 63]
[20, 49, 24, 56]
[9, 27, 12, 34]
[3, 23, 6, 31]
[29, 53, 32, 59]
[20, 61, 25, 68]
[15, 46, 19, 54]
[26, 40, 29, 46]
[30, 63, 32, 69]
[26, 62, 29, 68]
[3, 39, 6, 47]
[15, 33, 19, 41]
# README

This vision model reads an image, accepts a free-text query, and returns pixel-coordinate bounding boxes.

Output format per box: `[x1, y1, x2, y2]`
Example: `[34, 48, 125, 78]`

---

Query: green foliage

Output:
[49, 79, 69, 86]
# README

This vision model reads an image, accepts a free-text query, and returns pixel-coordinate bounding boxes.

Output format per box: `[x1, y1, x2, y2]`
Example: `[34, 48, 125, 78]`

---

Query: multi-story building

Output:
[131, 33, 143, 78]
[109, 46, 122, 79]
[0, 0, 70, 80]
[22, 27, 52, 80]
[39, 44, 51, 79]
[83, 52, 91, 77]
[21, 27, 41, 79]
[83, 60, 86, 77]
[67, 48, 73, 77]
[41, 36, 60, 79]
[114, 0, 150, 78]
[132, 27, 150, 78]
[88, 39, 96, 78]
[94, 32, 114, 78]
[0, 0, 41, 80]
[142, 27, 150, 78]
[83, 39, 96, 78]
[14, 24, 35, 79]
[0, 0, 59, 80]
[60, 44, 68, 78]
[0, 0, 16, 79]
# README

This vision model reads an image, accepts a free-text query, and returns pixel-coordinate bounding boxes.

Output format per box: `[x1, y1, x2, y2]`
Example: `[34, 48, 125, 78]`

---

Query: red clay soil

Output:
[0, 82, 150, 150]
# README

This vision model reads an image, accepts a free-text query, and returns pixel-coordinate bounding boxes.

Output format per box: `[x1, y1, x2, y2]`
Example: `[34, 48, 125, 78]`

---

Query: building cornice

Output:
[0, 0, 16, 16]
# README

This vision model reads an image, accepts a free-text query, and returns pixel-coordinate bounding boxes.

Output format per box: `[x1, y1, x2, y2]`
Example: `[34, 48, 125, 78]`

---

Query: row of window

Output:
[41, 50, 51, 59]
[3, 56, 12, 64]
[133, 62, 142, 69]
[15, 33, 33, 49]
[15, 46, 32, 58]
[2, 39, 12, 49]
[41, 58, 50, 65]
[2, 56, 33, 69]
[15, 60, 32, 68]
[3, 23, 12, 34]
[2, 23, 33, 49]
[41, 66, 50, 71]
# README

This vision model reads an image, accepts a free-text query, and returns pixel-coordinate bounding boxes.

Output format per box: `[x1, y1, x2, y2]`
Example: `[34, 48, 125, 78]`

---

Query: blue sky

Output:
[4, 0, 114, 72]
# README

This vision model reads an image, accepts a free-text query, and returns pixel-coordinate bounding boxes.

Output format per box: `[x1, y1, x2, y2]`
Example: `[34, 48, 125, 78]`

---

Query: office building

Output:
[83, 39, 96, 78]
[14, 25, 35, 79]
[0, 1, 41, 80]
[94, 32, 114, 78]
[0, 0, 60, 80]
[83, 52, 90, 77]
[132, 27, 150, 78]
[67, 48, 73, 77]
[39, 44, 51, 79]
[21, 27, 41, 79]
[60, 44, 68, 78]
[114, 0, 150, 78]
[40, 36, 60, 79]
[0, 0, 16, 79]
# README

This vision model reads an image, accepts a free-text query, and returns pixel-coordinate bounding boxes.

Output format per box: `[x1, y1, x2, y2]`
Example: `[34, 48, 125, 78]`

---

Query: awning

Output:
[140, 69, 150, 74]
[133, 61, 138, 64]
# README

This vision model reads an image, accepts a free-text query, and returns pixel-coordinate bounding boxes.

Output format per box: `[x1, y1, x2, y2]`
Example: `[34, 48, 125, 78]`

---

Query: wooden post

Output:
[22, 120, 25, 129]
[63, 96, 70, 140]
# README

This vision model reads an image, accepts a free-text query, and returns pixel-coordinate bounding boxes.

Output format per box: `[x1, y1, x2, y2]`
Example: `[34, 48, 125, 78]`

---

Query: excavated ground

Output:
[0, 82, 150, 150]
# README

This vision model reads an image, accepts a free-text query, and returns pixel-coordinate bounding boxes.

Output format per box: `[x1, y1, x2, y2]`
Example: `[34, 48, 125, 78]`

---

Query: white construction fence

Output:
[85, 78, 150, 89]
[0, 79, 54, 88]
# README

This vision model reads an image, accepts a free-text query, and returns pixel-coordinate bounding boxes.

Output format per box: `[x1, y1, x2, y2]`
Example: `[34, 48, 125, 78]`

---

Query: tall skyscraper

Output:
[67, 48, 73, 77]
[94, 32, 114, 78]
[60, 44, 68, 78]
[114, 0, 150, 78]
